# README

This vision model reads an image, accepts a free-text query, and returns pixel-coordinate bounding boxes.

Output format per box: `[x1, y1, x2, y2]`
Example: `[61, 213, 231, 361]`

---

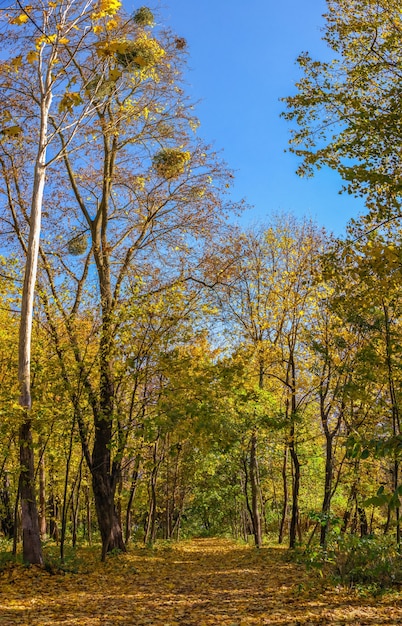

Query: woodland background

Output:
[0, 0, 401, 595]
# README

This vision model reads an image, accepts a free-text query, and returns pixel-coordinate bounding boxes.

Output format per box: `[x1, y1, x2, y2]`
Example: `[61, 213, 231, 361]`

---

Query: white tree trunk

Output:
[18, 57, 53, 566]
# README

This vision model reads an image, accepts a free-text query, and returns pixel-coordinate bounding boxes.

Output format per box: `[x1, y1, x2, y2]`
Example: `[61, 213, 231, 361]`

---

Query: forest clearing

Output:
[1, 538, 401, 626]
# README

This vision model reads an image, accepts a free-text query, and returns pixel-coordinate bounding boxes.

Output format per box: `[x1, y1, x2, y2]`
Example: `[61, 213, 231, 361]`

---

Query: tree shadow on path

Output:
[0, 537, 401, 625]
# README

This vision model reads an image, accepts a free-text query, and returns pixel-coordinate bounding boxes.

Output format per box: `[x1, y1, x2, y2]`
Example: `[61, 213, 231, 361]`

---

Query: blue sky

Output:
[144, 0, 366, 237]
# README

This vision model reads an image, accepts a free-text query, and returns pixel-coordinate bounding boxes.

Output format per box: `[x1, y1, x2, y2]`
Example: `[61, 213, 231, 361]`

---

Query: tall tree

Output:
[215, 216, 323, 547]
[0, 0, 123, 564]
[0, 5, 236, 558]
[283, 0, 402, 221]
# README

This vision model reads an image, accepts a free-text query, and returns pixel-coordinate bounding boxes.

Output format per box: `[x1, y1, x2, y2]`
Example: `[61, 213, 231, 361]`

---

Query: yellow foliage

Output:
[59, 91, 83, 112]
[106, 18, 119, 30]
[92, 0, 122, 20]
[1, 125, 22, 138]
[152, 148, 191, 178]
[96, 33, 165, 72]
[135, 176, 146, 189]
[27, 50, 39, 64]
[10, 14, 29, 25]
[109, 68, 122, 81]
[11, 56, 23, 71]
[35, 33, 57, 49]
[189, 118, 200, 132]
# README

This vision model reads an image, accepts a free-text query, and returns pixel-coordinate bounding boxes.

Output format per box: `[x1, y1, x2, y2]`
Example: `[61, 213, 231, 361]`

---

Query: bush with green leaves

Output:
[304, 531, 402, 588]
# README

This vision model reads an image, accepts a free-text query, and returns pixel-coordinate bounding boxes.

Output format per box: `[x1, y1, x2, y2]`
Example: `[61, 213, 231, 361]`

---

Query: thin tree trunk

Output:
[144, 439, 161, 545]
[0, 474, 14, 539]
[12, 483, 20, 556]
[125, 455, 141, 545]
[38, 451, 47, 538]
[288, 352, 300, 549]
[84, 481, 92, 545]
[289, 427, 300, 549]
[250, 432, 262, 548]
[383, 301, 401, 550]
[278, 445, 288, 544]
[60, 415, 77, 561]
[320, 435, 334, 547]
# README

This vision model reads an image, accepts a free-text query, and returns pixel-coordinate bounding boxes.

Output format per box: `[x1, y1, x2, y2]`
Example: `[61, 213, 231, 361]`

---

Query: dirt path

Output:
[0, 538, 401, 625]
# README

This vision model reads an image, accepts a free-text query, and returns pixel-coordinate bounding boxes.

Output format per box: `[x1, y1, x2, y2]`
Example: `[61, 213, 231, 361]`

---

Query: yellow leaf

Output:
[58, 91, 83, 112]
[58, 37, 69, 44]
[35, 33, 57, 49]
[1, 125, 22, 138]
[92, 0, 122, 20]
[106, 18, 118, 30]
[109, 69, 122, 81]
[11, 56, 23, 71]
[10, 14, 29, 25]
[27, 50, 39, 64]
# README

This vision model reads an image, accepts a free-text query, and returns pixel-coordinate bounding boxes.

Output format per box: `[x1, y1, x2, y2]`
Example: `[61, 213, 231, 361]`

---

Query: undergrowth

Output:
[302, 531, 402, 592]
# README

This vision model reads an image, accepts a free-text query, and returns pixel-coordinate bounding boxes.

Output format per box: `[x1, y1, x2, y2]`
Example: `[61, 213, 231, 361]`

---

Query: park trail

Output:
[0, 537, 401, 625]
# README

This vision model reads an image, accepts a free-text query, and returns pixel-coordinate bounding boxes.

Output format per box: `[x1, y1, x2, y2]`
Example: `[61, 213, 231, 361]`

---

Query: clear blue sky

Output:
[150, 0, 366, 236]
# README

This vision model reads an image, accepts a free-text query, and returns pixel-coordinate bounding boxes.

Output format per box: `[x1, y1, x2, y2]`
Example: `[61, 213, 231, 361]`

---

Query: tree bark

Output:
[38, 448, 47, 538]
[19, 421, 43, 564]
[0, 474, 14, 539]
[320, 435, 334, 547]
[278, 445, 288, 544]
[288, 351, 300, 549]
[125, 455, 141, 545]
[17, 40, 56, 565]
[92, 424, 125, 560]
[289, 427, 300, 549]
[250, 432, 262, 548]
[144, 439, 162, 545]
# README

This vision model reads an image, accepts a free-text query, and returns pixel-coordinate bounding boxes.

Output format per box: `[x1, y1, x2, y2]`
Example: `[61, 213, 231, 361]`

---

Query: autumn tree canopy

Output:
[283, 0, 402, 221]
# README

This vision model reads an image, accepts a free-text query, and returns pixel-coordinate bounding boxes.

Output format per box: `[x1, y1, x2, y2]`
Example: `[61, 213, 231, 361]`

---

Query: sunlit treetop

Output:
[282, 0, 402, 222]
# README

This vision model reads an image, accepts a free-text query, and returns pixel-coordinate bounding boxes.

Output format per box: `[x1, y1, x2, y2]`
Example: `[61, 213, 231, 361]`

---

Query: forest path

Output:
[0, 537, 401, 625]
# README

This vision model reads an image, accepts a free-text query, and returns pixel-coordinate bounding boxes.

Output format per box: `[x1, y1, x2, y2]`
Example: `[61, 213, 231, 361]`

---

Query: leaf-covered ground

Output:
[0, 538, 401, 625]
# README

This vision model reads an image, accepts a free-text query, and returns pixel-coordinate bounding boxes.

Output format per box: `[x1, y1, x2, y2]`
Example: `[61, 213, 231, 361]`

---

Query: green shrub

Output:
[304, 532, 402, 589]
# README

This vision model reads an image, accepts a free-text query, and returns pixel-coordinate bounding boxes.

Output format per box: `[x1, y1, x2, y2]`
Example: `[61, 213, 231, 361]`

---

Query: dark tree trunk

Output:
[278, 445, 288, 544]
[289, 429, 300, 549]
[383, 301, 401, 549]
[38, 450, 47, 538]
[250, 432, 262, 548]
[125, 455, 141, 545]
[0, 475, 14, 539]
[287, 350, 300, 549]
[91, 313, 126, 560]
[144, 439, 161, 545]
[71, 460, 83, 548]
[19, 420, 43, 565]
[48, 491, 59, 542]
[320, 435, 333, 547]
[84, 482, 92, 545]
[91, 424, 125, 560]
[342, 478, 358, 534]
